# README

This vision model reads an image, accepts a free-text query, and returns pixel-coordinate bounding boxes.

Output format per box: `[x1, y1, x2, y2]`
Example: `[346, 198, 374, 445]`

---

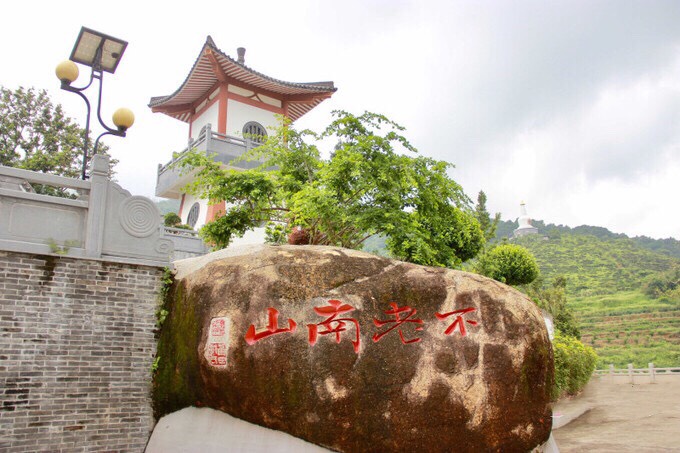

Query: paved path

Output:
[553, 375, 680, 452]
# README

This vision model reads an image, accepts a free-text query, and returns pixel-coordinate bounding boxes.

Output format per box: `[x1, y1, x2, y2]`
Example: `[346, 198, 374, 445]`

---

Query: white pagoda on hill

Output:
[149, 37, 336, 235]
[513, 201, 539, 238]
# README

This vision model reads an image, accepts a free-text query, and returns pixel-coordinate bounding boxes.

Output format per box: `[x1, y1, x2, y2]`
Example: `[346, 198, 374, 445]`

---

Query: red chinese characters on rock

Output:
[435, 307, 478, 337]
[308, 299, 361, 353]
[244, 308, 297, 345]
[208, 342, 227, 366]
[372, 303, 423, 344]
[243, 299, 482, 350]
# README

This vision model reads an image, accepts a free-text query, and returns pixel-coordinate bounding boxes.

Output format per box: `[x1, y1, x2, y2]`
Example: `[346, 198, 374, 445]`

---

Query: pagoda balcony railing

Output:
[160, 226, 209, 260]
[156, 123, 264, 198]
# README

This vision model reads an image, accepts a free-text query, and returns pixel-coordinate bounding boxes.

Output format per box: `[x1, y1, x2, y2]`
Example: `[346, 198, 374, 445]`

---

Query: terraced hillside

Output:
[512, 231, 680, 368]
[572, 291, 680, 367]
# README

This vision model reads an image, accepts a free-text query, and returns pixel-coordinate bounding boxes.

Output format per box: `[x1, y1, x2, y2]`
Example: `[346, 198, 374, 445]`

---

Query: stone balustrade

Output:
[0, 155, 181, 266]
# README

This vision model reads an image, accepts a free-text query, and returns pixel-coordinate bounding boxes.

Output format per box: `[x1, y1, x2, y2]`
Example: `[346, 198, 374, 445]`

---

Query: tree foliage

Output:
[475, 243, 539, 285]
[526, 276, 581, 339]
[0, 86, 116, 193]
[162, 212, 192, 231]
[474, 191, 501, 242]
[179, 111, 484, 267]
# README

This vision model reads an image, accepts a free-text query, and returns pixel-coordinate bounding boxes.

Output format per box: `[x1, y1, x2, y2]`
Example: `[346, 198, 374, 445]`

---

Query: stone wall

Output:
[0, 251, 163, 452]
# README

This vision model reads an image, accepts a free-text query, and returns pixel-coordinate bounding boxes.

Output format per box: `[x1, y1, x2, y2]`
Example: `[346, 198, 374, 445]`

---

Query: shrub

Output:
[642, 267, 680, 298]
[173, 224, 195, 230]
[475, 243, 540, 285]
[552, 332, 597, 400]
[163, 212, 194, 231]
[164, 212, 182, 227]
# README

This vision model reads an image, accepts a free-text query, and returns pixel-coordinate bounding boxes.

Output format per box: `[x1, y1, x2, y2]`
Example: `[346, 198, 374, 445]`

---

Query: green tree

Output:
[387, 203, 484, 267]
[526, 276, 581, 339]
[0, 86, 116, 194]
[474, 190, 501, 242]
[475, 243, 539, 285]
[179, 111, 484, 267]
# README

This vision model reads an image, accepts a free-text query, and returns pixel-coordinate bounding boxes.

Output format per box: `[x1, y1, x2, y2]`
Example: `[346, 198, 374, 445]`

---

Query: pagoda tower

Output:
[150, 37, 336, 234]
[513, 201, 539, 238]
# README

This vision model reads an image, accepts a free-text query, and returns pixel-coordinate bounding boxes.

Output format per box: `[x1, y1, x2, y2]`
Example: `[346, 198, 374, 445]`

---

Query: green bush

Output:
[173, 224, 195, 231]
[163, 212, 194, 231]
[643, 268, 680, 299]
[164, 212, 182, 227]
[552, 332, 597, 400]
[475, 243, 539, 285]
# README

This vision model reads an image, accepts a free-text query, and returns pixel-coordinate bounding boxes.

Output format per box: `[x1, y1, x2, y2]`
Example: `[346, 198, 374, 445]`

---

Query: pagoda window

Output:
[242, 121, 267, 143]
[187, 202, 200, 229]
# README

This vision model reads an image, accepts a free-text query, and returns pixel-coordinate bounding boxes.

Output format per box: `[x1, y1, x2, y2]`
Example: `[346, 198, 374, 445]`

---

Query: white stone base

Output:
[146, 407, 331, 453]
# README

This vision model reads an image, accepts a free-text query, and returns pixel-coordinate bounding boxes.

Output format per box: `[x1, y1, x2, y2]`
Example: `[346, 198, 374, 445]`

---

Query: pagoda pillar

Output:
[217, 83, 228, 134]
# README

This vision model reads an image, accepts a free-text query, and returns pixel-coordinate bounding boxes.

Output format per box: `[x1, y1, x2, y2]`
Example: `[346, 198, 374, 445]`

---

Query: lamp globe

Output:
[112, 108, 135, 131]
[55, 60, 79, 84]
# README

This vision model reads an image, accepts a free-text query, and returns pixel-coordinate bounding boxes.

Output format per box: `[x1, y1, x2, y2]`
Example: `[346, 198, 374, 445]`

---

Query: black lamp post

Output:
[55, 27, 134, 180]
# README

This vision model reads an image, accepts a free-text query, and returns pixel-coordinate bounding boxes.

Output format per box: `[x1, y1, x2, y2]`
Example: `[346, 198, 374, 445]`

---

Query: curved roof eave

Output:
[148, 36, 336, 122]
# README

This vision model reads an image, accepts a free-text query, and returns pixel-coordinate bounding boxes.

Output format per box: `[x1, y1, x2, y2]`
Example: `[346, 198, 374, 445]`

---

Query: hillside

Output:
[503, 223, 680, 367]
[497, 219, 680, 260]
[511, 233, 679, 297]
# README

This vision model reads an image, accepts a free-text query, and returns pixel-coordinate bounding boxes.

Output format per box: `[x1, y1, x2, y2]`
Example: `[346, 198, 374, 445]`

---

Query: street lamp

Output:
[55, 27, 135, 179]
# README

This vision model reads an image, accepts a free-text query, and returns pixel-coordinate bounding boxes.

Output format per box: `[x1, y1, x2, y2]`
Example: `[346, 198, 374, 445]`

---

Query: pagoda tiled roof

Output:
[148, 36, 336, 122]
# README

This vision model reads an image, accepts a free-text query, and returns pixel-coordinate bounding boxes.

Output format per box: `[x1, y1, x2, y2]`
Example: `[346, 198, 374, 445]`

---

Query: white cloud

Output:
[1, 0, 680, 239]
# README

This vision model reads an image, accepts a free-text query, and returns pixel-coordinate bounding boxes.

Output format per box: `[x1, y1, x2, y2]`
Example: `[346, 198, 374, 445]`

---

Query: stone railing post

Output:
[649, 363, 655, 383]
[628, 363, 634, 384]
[84, 155, 110, 258]
[609, 364, 614, 376]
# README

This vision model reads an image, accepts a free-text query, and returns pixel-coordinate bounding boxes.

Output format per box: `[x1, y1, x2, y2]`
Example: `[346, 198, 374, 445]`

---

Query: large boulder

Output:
[154, 245, 553, 453]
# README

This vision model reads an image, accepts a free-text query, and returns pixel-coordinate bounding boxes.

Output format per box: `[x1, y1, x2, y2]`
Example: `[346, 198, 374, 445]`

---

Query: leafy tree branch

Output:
[177, 111, 485, 267]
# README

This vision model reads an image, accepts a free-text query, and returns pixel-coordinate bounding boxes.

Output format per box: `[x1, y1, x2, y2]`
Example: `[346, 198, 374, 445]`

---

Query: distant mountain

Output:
[496, 219, 680, 260]
[155, 199, 180, 216]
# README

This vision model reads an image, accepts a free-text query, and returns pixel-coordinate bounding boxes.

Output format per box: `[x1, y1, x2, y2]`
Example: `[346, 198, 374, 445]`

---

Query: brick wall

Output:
[0, 251, 163, 452]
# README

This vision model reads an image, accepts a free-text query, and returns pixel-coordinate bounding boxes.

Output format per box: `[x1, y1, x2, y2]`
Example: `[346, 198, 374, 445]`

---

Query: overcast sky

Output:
[3, 1, 680, 239]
